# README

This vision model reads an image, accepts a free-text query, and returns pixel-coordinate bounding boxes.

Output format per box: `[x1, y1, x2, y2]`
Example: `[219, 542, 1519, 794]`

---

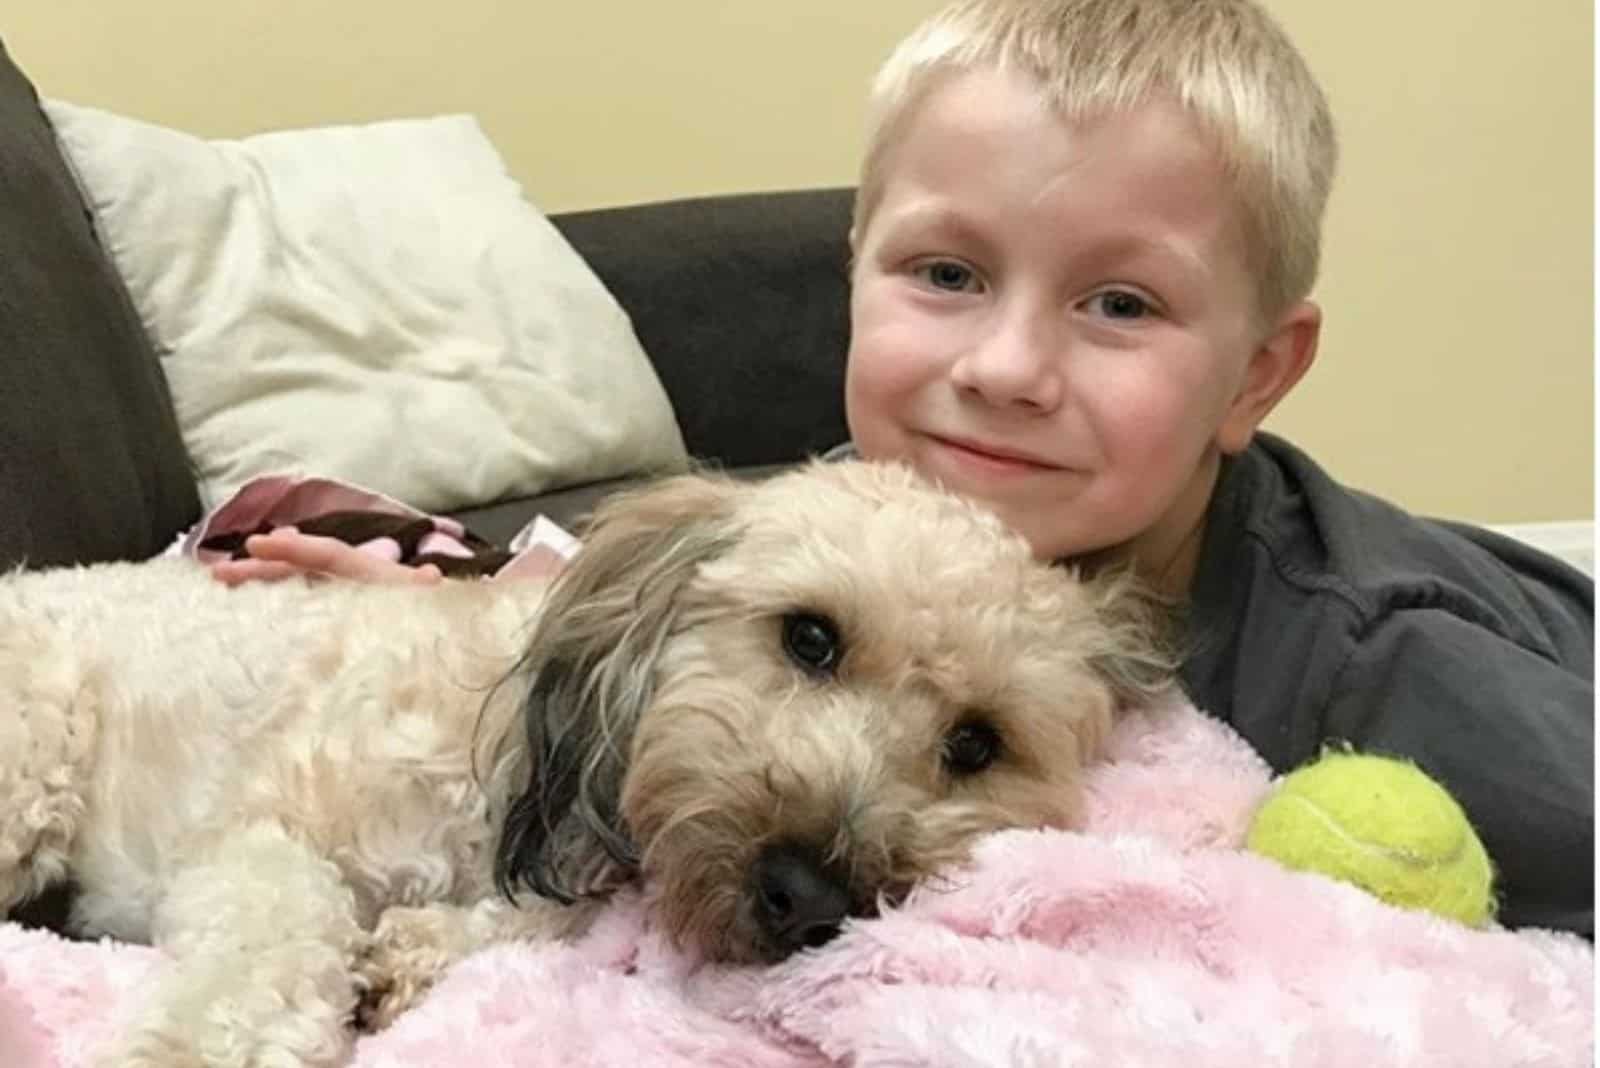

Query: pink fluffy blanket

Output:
[2, 698, 1590, 1068]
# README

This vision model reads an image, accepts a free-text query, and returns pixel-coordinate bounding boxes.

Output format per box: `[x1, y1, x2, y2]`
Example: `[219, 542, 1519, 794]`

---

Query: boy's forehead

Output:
[897, 70, 1222, 176]
[871, 72, 1241, 249]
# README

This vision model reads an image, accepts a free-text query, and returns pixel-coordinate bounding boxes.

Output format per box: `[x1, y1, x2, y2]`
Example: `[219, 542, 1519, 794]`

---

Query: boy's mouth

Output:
[926, 434, 1062, 475]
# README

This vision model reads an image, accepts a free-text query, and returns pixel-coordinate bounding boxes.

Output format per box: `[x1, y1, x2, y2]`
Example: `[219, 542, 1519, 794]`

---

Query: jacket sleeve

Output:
[1320, 607, 1594, 937]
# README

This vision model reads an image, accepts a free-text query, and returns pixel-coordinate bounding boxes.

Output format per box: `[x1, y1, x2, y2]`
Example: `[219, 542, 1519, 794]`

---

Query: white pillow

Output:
[44, 101, 688, 513]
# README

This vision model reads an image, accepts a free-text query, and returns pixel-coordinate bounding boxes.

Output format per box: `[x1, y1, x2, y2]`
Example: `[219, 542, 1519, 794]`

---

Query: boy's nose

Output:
[948, 306, 1062, 411]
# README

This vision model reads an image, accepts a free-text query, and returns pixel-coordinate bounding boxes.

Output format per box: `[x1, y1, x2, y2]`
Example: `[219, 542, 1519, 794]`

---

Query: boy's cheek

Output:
[846, 320, 947, 401]
[844, 333, 929, 457]
[851, 286, 957, 376]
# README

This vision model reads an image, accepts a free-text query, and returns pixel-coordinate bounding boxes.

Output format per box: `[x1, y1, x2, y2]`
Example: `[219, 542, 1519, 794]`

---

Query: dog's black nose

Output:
[753, 843, 851, 955]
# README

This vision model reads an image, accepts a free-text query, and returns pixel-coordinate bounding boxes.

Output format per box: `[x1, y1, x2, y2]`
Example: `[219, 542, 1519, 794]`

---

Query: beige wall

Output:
[7, 1, 1591, 522]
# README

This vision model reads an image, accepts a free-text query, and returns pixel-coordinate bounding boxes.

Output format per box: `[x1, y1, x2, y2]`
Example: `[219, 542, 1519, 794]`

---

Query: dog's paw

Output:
[354, 905, 465, 1033]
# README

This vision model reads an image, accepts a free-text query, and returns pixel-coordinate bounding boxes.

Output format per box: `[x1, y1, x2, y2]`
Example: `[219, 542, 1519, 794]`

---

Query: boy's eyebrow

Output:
[880, 200, 1220, 288]
[878, 201, 992, 249]
[1088, 232, 1215, 285]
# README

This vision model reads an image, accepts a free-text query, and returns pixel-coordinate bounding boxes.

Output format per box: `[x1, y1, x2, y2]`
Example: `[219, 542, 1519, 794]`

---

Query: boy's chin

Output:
[942, 492, 1106, 564]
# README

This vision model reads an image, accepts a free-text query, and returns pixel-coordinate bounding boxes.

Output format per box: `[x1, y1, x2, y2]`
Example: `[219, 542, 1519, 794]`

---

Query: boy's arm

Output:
[1321, 609, 1594, 937]
[209, 528, 571, 585]
[210, 529, 445, 586]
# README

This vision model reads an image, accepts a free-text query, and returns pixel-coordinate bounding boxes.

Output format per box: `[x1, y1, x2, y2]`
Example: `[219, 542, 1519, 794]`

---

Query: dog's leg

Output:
[0, 628, 99, 915]
[355, 895, 594, 1032]
[97, 822, 364, 1068]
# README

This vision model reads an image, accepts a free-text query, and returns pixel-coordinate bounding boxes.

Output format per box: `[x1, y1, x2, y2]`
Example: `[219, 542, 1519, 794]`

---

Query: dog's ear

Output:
[1076, 567, 1182, 711]
[496, 472, 741, 905]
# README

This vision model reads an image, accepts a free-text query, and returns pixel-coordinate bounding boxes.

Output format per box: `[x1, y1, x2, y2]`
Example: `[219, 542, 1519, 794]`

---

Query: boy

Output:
[221, 0, 1594, 935]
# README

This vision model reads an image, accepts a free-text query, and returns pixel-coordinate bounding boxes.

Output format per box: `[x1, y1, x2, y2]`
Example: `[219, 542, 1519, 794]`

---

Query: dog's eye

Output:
[943, 721, 1003, 776]
[781, 612, 842, 675]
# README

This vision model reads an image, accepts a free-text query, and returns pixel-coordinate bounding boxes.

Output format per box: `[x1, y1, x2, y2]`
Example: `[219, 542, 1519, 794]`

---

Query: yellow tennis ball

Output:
[1246, 751, 1496, 927]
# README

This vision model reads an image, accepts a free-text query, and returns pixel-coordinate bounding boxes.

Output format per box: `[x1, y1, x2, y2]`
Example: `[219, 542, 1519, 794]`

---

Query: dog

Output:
[0, 460, 1173, 1067]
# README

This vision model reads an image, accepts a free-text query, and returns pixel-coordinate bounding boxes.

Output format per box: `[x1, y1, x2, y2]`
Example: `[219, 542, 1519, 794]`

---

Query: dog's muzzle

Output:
[752, 842, 852, 957]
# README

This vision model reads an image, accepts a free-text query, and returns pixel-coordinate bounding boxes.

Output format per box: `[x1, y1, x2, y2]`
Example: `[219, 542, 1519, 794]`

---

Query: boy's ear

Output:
[1215, 300, 1322, 455]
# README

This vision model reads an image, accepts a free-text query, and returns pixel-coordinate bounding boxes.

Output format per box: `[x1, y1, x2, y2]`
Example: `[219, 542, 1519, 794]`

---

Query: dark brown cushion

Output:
[551, 189, 853, 469]
[0, 39, 200, 569]
[450, 463, 792, 547]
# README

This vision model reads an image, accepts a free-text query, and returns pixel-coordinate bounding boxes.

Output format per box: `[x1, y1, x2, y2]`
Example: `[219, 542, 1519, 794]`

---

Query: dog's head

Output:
[496, 460, 1174, 962]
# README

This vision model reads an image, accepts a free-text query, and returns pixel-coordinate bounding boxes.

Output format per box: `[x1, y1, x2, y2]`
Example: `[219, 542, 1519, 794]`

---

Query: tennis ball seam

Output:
[1274, 792, 1465, 870]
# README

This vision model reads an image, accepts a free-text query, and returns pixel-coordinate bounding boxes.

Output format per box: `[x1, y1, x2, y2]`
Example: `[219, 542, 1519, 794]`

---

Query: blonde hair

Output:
[857, 0, 1338, 318]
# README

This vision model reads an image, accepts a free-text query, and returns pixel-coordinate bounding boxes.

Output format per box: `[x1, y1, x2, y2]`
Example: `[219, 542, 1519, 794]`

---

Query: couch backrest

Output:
[553, 189, 852, 469]
[0, 38, 201, 569]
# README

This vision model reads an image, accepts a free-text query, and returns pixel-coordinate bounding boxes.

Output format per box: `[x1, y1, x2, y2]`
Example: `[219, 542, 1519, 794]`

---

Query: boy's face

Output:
[846, 69, 1312, 571]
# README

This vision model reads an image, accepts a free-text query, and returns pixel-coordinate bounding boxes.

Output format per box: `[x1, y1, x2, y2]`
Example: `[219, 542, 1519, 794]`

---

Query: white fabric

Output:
[1487, 520, 1594, 576]
[44, 101, 688, 512]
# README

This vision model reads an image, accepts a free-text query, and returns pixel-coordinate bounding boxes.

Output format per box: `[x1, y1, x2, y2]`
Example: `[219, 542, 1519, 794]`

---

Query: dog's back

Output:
[1, 558, 546, 940]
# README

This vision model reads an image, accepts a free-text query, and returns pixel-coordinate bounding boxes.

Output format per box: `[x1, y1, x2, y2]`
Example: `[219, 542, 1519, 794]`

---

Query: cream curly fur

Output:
[0, 461, 1173, 1067]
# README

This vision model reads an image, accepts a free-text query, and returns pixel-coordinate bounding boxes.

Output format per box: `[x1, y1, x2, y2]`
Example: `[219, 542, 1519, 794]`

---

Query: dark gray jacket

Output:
[1183, 433, 1593, 936]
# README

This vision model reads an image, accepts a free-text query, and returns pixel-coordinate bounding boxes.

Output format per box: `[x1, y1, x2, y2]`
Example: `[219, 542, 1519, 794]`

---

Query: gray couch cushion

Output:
[551, 189, 852, 468]
[452, 463, 792, 547]
[452, 191, 856, 546]
[0, 39, 200, 569]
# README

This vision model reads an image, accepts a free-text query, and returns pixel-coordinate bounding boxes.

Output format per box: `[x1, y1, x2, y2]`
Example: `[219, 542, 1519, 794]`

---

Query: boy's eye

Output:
[1088, 290, 1151, 320]
[915, 260, 982, 293]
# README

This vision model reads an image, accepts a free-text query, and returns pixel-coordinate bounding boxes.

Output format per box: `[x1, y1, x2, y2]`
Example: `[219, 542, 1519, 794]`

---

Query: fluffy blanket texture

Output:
[2, 698, 1589, 1067]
